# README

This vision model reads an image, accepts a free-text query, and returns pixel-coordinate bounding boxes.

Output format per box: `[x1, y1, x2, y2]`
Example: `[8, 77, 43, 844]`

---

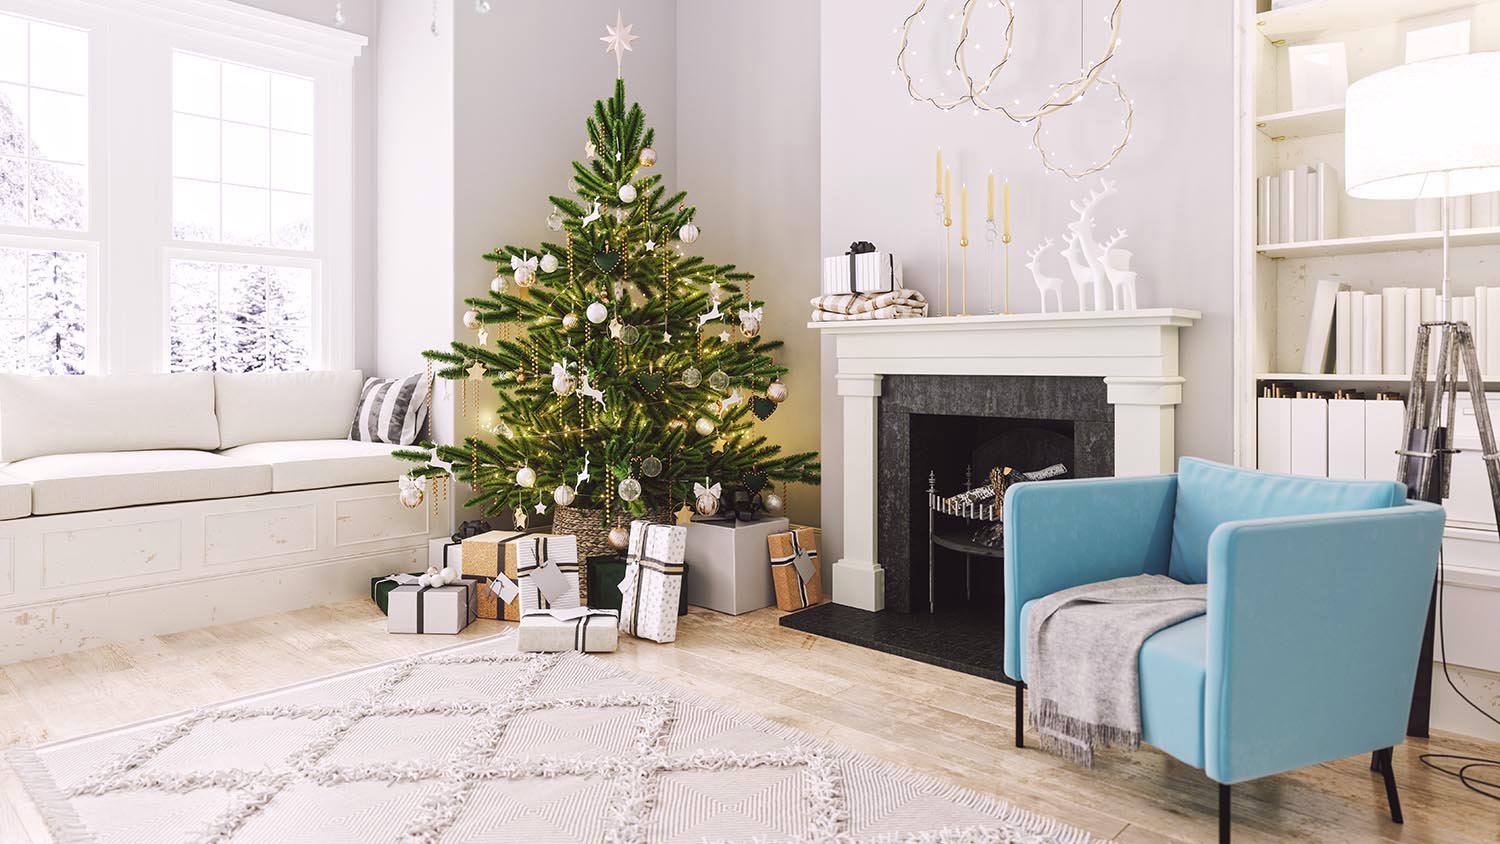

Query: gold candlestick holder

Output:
[932, 194, 949, 317]
[985, 221, 998, 315]
[959, 231, 970, 316]
[1002, 231, 1013, 315]
[943, 221, 953, 317]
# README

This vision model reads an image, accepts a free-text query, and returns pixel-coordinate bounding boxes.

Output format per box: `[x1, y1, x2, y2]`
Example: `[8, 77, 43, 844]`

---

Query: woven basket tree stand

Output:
[553, 504, 671, 559]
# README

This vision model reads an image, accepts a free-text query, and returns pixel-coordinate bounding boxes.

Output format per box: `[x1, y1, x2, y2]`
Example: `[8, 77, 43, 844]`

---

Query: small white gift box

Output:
[518, 608, 620, 653]
[619, 520, 687, 644]
[821, 245, 903, 296]
[515, 534, 581, 613]
[387, 581, 476, 635]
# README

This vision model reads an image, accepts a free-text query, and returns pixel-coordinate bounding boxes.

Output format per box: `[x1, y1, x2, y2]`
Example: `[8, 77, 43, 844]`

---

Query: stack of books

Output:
[1301, 279, 1500, 378]
[1258, 162, 1340, 245]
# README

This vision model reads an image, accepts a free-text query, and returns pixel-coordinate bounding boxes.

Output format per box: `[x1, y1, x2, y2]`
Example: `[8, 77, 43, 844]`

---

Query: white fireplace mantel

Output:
[813, 308, 1201, 612]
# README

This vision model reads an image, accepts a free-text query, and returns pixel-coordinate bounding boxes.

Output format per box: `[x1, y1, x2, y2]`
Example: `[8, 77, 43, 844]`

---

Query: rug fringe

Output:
[5, 746, 97, 844]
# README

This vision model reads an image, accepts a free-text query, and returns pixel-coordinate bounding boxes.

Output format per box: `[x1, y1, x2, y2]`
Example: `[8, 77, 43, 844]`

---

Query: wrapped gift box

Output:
[619, 520, 687, 643]
[371, 572, 424, 616]
[387, 580, 477, 635]
[587, 555, 689, 616]
[768, 527, 826, 611]
[518, 608, 620, 653]
[514, 534, 581, 613]
[684, 517, 788, 615]
[820, 246, 903, 295]
[461, 530, 527, 621]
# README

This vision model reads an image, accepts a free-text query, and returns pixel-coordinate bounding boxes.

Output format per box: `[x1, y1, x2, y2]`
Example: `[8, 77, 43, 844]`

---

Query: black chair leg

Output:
[1014, 683, 1025, 748]
[1219, 783, 1231, 844]
[1376, 747, 1404, 824]
[1370, 750, 1383, 773]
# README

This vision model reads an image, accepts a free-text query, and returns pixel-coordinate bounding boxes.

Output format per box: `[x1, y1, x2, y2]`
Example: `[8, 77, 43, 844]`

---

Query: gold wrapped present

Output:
[461, 530, 526, 621]
[767, 527, 825, 611]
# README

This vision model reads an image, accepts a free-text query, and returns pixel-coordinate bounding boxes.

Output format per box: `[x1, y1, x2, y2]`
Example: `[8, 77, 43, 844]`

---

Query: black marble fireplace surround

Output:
[781, 374, 1114, 681]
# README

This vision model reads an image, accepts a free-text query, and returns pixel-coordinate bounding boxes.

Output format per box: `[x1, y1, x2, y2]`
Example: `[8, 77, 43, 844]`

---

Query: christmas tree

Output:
[398, 78, 818, 547]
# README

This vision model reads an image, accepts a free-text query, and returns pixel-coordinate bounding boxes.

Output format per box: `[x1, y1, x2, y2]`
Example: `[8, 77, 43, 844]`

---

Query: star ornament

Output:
[601, 11, 639, 79]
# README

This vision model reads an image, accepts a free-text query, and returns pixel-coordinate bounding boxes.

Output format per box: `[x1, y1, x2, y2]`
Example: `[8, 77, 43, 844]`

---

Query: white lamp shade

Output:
[1345, 52, 1500, 200]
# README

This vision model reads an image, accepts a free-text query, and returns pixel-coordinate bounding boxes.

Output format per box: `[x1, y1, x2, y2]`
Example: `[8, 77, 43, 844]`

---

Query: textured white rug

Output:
[8, 636, 1099, 844]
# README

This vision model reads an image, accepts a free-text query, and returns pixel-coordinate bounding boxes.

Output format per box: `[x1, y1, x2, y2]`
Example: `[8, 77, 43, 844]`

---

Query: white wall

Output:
[818, 0, 1237, 566]
[677, 1, 822, 528]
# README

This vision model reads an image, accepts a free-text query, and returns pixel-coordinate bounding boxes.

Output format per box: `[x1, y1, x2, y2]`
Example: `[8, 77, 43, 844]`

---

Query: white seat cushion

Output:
[215, 371, 365, 449]
[5, 451, 272, 515]
[0, 373, 220, 461]
[219, 439, 405, 492]
[0, 472, 30, 520]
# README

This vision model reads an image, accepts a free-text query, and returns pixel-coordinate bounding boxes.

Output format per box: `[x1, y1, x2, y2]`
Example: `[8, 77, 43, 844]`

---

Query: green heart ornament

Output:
[638, 372, 664, 394]
[752, 396, 777, 421]
[594, 250, 621, 273]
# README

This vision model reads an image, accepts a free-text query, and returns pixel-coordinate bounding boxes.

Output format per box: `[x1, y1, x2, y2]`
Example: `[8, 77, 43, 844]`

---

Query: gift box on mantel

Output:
[820, 241, 903, 296]
[587, 555, 689, 617]
[619, 520, 687, 644]
[461, 530, 527, 621]
[515, 534, 582, 613]
[768, 527, 826, 612]
[387, 580, 478, 635]
[518, 608, 620, 653]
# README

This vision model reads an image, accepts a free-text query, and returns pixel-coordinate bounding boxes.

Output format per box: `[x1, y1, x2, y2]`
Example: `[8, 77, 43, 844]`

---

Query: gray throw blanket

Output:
[1025, 574, 1207, 767]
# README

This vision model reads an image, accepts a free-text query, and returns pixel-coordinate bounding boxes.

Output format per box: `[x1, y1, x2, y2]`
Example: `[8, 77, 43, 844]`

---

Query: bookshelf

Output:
[1235, 0, 1500, 467]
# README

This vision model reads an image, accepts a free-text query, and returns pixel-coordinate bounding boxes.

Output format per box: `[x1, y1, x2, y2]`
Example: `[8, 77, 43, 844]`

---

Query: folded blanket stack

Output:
[810, 289, 929, 322]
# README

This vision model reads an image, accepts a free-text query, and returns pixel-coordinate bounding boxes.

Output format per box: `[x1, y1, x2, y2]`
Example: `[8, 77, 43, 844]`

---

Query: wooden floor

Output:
[2, 602, 1498, 843]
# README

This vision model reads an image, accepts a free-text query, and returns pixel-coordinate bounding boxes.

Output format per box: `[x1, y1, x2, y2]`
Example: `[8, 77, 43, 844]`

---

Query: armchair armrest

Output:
[1203, 500, 1445, 785]
[1002, 474, 1177, 680]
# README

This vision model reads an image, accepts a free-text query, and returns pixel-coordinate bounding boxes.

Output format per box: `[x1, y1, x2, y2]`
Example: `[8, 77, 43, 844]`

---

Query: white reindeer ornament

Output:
[1025, 238, 1065, 313]
[1066, 178, 1119, 312]
[1100, 228, 1138, 310]
[1060, 233, 1097, 312]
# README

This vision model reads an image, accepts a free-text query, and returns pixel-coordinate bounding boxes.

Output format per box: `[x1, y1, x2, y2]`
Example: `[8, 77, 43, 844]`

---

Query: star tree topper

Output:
[601, 10, 638, 79]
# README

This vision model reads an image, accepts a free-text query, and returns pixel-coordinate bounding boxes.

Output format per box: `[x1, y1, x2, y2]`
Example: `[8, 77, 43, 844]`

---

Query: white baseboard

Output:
[1430, 663, 1500, 743]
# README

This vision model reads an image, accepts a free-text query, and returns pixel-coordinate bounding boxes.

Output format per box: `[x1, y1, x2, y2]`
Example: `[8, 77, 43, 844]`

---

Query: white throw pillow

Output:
[0, 373, 220, 461]
[214, 370, 364, 449]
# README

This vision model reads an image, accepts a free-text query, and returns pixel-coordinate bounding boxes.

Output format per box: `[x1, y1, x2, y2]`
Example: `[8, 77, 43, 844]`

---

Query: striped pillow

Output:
[349, 374, 429, 445]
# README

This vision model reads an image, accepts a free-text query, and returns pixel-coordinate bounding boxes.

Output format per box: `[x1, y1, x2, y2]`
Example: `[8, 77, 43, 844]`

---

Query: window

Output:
[172, 52, 314, 250]
[168, 258, 311, 373]
[0, 11, 88, 231]
[0, 245, 85, 373]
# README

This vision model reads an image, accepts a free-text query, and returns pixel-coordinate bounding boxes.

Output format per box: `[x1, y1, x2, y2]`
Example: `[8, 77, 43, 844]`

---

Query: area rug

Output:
[7, 635, 1100, 844]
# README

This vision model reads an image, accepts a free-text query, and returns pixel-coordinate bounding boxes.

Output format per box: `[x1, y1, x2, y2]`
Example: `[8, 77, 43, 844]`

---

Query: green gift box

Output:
[371, 573, 425, 616]
[586, 555, 688, 616]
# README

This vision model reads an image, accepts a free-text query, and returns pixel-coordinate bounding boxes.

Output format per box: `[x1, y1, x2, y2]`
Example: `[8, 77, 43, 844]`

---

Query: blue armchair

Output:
[1002, 457, 1445, 844]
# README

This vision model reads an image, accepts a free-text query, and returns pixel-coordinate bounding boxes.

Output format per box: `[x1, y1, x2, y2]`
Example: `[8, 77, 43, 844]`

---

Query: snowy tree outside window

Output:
[169, 259, 311, 373]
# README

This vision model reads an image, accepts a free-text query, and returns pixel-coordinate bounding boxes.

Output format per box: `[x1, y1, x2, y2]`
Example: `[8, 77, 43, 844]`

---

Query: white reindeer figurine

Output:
[1100, 228, 1138, 310]
[1066, 178, 1119, 311]
[1025, 238, 1065, 313]
[1060, 233, 1097, 312]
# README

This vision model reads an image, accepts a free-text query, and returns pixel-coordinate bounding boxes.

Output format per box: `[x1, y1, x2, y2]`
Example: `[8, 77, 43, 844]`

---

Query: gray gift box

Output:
[517, 608, 620, 653]
[387, 581, 476, 635]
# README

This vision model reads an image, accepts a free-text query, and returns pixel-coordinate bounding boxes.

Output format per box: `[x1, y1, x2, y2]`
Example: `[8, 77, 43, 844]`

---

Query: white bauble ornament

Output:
[641, 456, 662, 478]
[679, 222, 700, 244]
[462, 310, 482, 330]
[586, 302, 609, 324]
[491, 275, 508, 294]
[607, 526, 630, 551]
[540, 253, 559, 274]
[696, 492, 720, 517]
[740, 316, 761, 337]
[638, 147, 657, 167]
[764, 492, 785, 514]
[426, 566, 441, 578]
[516, 466, 537, 488]
[767, 380, 789, 403]
[546, 208, 565, 231]
[553, 484, 576, 506]
[514, 264, 535, 286]
[694, 417, 716, 437]
[618, 477, 642, 502]
[552, 370, 576, 397]
[399, 484, 424, 509]
[562, 312, 580, 330]
[681, 367, 702, 388]
[440, 567, 458, 584]
[417, 574, 433, 588]
[618, 183, 638, 204]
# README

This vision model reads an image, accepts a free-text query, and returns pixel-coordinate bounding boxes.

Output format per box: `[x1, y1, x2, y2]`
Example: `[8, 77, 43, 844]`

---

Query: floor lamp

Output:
[1345, 52, 1500, 737]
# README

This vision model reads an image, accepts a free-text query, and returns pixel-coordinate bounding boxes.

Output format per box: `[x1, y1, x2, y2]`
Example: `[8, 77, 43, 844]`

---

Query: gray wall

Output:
[677, 1, 822, 528]
[818, 0, 1236, 566]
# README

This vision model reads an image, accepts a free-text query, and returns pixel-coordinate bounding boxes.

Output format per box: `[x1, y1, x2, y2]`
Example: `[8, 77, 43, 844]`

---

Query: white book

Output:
[1315, 163, 1341, 240]
[1478, 287, 1489, 377]
[1474, 192, 1500, 229]
[1422, 287, 1438, 322]
[1257, 177, 1271, 245]
[1382, 288, 1406, 375]
[1290, 397, 1329, 478]
[1362, 294, 1383, 376]
[1486, 287, 1500, 375]
[1404, 288, 1421, 378]
[1303, 279, 1342, 374]
[1416, 198, 1441, 232]
[1350, 290, 1366, 375]
[1327, 399, 1367, 480]
[1282, 169, 1297, 243]
[1305, 168, 1320, 244]
[1334, 291, 1353, 375]
[1453, 195, 1472, 230]
[1258, 397, 1293, 474]
[1364, 399, 1406, 482]
[1268, 175, 1283, 245]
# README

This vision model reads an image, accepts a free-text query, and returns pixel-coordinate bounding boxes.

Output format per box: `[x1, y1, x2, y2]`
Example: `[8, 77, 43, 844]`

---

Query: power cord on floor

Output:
[1415, 543, 1500, 802]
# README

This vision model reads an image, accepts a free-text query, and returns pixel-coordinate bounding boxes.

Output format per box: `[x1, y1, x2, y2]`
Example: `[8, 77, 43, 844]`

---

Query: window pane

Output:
[0, 321, 24, 372]
[221, 122, 268, 187]
[270, 130, 312, 193]
[270, 74, 313, 134]
[7, 248, 87, 375]
[173, 177, 219, 241]
[268, 266, 311, 323]
[0, 247, 24, 318]
[167, 259, 216, 324]
[28, 88, 86, 164]
[221, 184, 269, 246]
[172, 52, 219, 118]
[270, 190, 311, 250]
[0, 83, 27, 156]
[170, 324, 217, 372]
[29, 21, 87, 95]
[221, 63, 268, 126]
[29, 160, 85, 230]
[0, 156, 23, 225]
[0, 15, 25, 85]
[173, 114, 219, 181]
[169, 259, 311, 373]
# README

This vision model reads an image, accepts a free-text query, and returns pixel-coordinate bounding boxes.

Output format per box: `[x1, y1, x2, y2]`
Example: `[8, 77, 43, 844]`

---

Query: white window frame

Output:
[0, 0, 364, 375]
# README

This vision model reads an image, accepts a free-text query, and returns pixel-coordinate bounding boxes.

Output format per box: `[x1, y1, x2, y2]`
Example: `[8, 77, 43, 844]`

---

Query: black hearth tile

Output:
[778, 603, 1013, 684]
